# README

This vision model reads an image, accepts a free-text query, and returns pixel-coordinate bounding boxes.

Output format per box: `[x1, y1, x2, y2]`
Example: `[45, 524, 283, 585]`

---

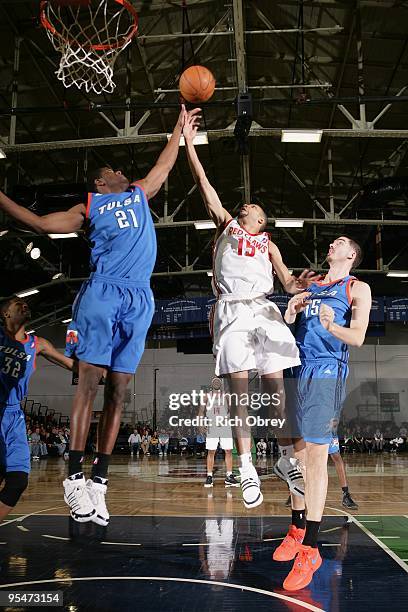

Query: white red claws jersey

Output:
[206, 391, 229, 418]
[212, 218, 273, 297]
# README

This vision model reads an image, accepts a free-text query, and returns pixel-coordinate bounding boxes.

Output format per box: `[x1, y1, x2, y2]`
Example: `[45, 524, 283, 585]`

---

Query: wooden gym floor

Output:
[0, 453, 407, 611]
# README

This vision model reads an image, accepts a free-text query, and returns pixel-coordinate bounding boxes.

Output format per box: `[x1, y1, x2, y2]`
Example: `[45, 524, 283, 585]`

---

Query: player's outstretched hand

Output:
[295, 269, 324, 290]
[319, 303, 335, 331]
[177, 104, 188, 130]
[287, 292, 311, 317]
[183, 107, 202, 142]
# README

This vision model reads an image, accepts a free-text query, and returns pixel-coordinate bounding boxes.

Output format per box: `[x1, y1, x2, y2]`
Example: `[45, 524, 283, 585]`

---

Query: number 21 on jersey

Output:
[115, 209, 138, 230]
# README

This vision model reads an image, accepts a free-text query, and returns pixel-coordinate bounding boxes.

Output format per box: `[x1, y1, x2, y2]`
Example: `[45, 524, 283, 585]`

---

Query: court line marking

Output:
[377, 536, 400, 539]
[41, 535, 142, 546]
[351, 516, 408, 574]
[0, 506, 65, 528]
[0, 577, 325, 611]
[321, 543, 341, 547]
[358, 520, 379, 523]
[17, 525, 29, 532]
[101, 542, 142, 547]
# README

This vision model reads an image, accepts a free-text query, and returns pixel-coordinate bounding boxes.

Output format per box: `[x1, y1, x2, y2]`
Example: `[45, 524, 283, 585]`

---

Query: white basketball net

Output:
[40, 0, 138, 94]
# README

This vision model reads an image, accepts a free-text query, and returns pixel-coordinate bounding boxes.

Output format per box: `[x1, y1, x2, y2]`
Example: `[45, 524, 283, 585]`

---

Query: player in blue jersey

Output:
[0, 105, 200, 525]
[0, 297, 74, 523]
[271, 236, 371, 591]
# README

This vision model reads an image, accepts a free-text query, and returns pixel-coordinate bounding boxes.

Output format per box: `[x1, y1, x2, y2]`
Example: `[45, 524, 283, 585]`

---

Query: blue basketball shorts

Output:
[0, 404, 30, 473]
[285, 360, 349, 445]
[65, 273, 155, 374]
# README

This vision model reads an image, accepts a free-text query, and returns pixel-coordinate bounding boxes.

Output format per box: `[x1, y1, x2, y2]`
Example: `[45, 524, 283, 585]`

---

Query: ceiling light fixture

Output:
[194, 221, 216, 230]
[30, 247, 41, 260]
[15, 288, 39, 298]
[275, 219, 304, 228]
[281, 129, 323, 143]
[386, 271, 408, 278]
[168, 132, 208, 146]
[62, 318, 72, 323]
[48, 233, 78, 239]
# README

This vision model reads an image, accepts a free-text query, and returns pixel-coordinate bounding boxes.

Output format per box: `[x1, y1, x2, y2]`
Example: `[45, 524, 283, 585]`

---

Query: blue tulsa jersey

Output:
[86, 184, 157, 282]
[295, 275, 356, 363]
[0, 327, 37, 406]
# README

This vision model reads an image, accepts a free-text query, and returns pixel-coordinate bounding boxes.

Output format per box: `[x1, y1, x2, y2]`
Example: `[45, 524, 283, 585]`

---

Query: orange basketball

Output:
[179, 65, 216, 103]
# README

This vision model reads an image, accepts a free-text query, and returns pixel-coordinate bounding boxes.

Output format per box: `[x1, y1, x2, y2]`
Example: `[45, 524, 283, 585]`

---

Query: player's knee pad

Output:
[0, 471, 28, 507]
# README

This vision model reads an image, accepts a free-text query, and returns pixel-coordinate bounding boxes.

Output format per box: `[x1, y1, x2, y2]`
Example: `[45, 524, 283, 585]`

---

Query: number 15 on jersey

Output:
[304, 299, 321, 317]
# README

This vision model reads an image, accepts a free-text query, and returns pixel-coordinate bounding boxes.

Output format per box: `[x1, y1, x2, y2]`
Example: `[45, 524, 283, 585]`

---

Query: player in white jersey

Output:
[199, 377, 239, 489]
[183, 113, 319, 509]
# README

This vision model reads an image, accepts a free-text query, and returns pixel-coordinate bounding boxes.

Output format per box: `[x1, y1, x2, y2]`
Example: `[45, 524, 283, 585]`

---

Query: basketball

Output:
[179, 65, 216, 103]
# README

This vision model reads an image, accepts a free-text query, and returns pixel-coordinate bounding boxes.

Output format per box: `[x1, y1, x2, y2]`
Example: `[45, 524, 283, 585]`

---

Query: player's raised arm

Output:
[269, 241, 323, 294]
[319, 280, 372, 347]
[37, 337, 77, 371]
[0, 190, 85, 234]
[183, 112, 231, 227]
[136, 105, 198, 200]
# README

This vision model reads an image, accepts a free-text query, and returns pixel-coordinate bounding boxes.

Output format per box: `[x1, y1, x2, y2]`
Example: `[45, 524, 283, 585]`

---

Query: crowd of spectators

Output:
[25, 417, 69, 461]
[24, 416, 408, 461]
[340, 420, 408, 454]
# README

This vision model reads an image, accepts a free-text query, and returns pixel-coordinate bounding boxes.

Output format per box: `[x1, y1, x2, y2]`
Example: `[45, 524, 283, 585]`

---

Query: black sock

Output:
[91, 453, 110, 480]
[302, 520, 321, 548]
[292, 509, 306, 530]
[68, 450, 84, 477]
[342, 486, 349, 494]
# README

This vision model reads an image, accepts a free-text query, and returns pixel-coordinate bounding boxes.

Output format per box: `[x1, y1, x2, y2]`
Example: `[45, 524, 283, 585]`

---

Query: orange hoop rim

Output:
[39, 0, 139, 51]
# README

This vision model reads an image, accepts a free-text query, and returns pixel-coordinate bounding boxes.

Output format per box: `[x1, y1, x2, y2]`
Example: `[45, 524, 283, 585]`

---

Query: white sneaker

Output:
[239, 463, 263, 509]
[86, 479, 109, 526]
[63, 475, 96, 523]
[273, 456, 305, 497]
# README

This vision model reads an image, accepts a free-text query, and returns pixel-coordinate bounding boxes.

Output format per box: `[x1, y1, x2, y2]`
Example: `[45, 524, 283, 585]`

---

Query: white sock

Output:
[207, 472, 213, 477]
[226, 471, 232, 477]
[279, 444, 294, 460]
[239, 453, 252, 469]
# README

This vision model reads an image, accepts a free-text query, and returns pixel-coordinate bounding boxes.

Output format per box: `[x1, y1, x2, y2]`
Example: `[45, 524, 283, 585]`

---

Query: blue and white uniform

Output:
[288, 275, 356, 444]
[0, 327, 37, 473]
[65, 184, 156, 373]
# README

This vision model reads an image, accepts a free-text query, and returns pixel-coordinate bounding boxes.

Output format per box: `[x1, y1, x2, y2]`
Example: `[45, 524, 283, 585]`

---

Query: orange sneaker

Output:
[273, 525, 305, 561]
[283, 544, 322, 591]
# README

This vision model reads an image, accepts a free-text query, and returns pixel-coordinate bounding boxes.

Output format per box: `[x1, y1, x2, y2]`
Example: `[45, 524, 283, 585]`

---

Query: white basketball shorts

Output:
[210, 295, 300, 376]
[206, 428, 234, 451]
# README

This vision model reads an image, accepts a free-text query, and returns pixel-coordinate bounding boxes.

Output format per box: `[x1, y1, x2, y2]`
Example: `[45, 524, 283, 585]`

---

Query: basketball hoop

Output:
[40, 0, 138, 94]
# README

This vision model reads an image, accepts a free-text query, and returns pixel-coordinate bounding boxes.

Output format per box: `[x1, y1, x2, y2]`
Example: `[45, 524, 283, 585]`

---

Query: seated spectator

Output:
[195, 433, 206, 457]
[128, 429, 141, 456]
[31, 427, 41, 460]
[158, 431, 170, 456]
[373, 429, 384, 452]
[353, 432, 365, 453]
[256, 438, 267, 456]
[149, 431, 159, 455]
[179, 436, 188, 455]
[141, 430, 151, 456]
[390, 436, 404, 453]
